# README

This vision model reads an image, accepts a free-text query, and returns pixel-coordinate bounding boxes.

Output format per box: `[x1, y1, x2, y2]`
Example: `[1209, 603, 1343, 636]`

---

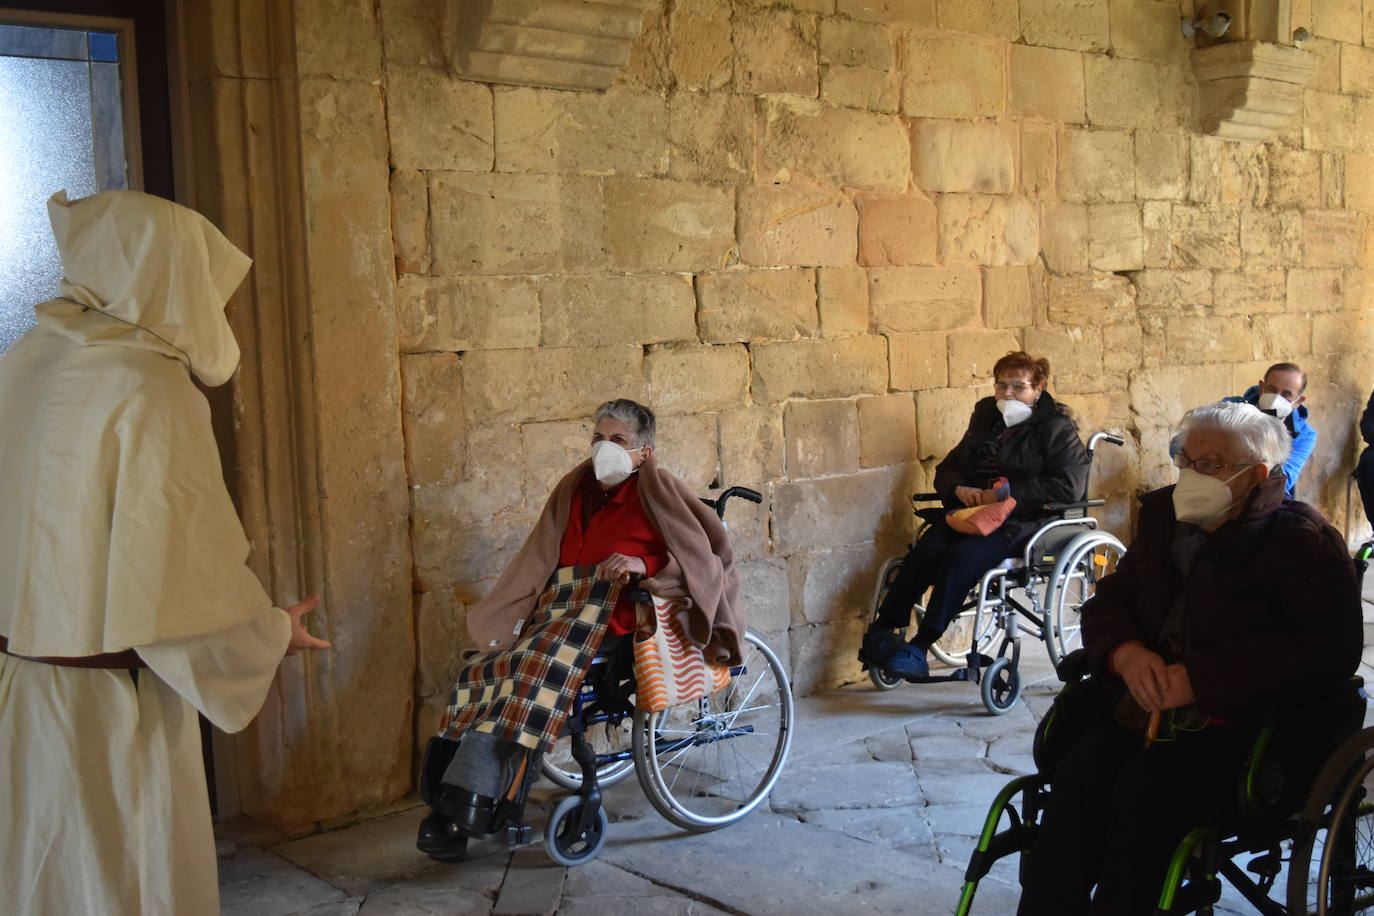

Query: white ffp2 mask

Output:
[1172, 466, 1251, 526]
[997, 398, 1033, 427]
[1256, 392, 1293, 420]
[591, 440, 640, 486]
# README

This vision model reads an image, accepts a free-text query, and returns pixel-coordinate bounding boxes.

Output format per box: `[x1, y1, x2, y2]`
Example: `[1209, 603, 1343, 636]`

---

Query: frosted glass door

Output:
[0, 22, 135, 353]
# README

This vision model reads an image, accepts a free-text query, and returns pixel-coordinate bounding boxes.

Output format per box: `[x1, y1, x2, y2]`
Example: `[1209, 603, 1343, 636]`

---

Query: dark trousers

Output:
[1017, 717, 1252, 916]
[1358, 447, 1374, 527]
[872, 518, 1015, 648]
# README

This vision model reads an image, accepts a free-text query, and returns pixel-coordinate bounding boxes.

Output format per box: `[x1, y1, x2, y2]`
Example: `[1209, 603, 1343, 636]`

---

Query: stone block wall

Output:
[346, 0, 1374, 751]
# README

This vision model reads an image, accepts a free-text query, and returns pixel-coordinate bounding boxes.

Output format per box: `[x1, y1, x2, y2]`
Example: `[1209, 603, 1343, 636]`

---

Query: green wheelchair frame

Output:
[956, 649, 1373, 916]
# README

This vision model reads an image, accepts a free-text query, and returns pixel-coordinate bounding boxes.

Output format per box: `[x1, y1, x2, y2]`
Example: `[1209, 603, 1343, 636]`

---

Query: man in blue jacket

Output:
[1225, 362, 1316, 499]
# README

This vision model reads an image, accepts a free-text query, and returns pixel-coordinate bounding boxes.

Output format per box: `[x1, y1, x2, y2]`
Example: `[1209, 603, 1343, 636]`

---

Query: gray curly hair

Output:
[1176, 401, 1291, 472]
[593, 399, 656, 449]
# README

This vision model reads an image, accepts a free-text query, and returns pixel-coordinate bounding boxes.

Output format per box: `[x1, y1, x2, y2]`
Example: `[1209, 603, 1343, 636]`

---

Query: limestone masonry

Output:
[196, 0, 1374, 830]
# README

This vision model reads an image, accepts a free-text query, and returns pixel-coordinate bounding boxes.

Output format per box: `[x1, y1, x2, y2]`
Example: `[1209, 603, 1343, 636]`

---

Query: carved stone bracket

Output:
[1191, 41, 1317, 142]
[452, 0, 646, 91]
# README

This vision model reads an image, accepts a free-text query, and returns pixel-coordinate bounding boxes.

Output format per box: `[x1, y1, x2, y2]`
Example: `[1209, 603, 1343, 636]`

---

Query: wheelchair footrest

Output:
[504, 823, 532, 846]
[906, 670, 971, 684]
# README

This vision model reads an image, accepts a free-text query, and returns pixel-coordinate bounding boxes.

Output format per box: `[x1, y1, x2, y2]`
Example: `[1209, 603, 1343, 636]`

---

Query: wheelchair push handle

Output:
[700, 486, 763, 519]
[1088, 431, 1125, 450]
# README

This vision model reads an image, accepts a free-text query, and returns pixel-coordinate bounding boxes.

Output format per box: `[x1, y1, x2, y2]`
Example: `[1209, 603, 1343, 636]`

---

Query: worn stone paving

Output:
[220, 604, 1374, 916]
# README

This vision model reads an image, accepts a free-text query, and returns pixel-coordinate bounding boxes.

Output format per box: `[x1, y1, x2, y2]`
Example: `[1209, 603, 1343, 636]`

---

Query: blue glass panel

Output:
[88, 32, 118, 62]
[0, 25, 88, 60]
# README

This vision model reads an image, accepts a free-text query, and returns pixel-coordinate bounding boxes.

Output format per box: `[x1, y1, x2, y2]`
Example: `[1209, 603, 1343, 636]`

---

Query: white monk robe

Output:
[0, 190, 294, 915]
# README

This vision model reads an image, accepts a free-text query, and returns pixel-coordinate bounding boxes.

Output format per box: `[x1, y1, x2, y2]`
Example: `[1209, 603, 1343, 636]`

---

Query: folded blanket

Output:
[439, 566, 619, 753]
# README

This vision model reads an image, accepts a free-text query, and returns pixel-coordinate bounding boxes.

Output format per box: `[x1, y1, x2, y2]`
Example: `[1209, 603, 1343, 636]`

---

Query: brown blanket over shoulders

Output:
[466, 455, 745, 666]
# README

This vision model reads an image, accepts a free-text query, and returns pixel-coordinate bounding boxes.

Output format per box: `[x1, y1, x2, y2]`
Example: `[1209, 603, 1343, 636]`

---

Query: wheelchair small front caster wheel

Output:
[980, 657, 1021, 715]
[869, 666, 903, 691]
[545, 795, 609, 866]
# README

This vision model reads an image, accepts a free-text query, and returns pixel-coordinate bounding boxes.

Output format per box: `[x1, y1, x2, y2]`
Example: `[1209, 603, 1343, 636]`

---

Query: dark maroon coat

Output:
[1080, 474, 1363, 719]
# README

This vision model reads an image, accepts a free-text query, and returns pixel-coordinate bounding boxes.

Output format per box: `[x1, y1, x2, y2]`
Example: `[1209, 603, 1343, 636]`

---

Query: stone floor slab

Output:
[272, 809, 509, 897]
[863, 727, 914, 762]
[219, 847, 350, 916]
[768, 762, 923, 813]
[798, 803, 935, 849]
[919, 772, 1017, 807]
[493, 847, 564, 916]
[910, 734, 987, 760]
[356, 883, 491, 915]
[600, 809, 973, 915]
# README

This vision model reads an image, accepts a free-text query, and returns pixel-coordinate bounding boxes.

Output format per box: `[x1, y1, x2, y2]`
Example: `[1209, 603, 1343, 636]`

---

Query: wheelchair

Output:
[428, 486, 795, 867]
[863, 431, 1128, 714]
[957, 542, 1374, 915]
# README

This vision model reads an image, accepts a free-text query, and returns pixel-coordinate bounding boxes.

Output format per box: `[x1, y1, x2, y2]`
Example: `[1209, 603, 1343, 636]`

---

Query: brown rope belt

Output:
[0, 634, 145, 669]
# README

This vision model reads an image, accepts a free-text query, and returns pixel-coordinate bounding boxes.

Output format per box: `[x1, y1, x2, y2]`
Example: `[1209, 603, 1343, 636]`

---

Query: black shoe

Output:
[416, 808, 468, 863]
[858, 629, 904, 667]
[436, 785, 500, 836]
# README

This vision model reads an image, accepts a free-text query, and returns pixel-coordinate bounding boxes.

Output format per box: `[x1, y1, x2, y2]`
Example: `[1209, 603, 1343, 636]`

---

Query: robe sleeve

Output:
[101, 379, 278, 651]
[136, 607, 291, 733]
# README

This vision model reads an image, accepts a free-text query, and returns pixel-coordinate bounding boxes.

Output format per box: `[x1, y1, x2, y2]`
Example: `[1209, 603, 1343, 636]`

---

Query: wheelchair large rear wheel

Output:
[1045, 533, 1125, 669]
[1287, 731, 1374, 914]
[632, 628, 794, 831]
[539, 718, 637, 790]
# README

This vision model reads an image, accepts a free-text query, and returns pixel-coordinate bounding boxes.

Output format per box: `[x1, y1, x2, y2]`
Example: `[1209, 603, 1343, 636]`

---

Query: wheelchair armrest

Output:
[1042, 499, 1105, 513]
[911, 492, 942, 504]
[1056, 648, 1091, 684]
[1245, 677, 1367, 730]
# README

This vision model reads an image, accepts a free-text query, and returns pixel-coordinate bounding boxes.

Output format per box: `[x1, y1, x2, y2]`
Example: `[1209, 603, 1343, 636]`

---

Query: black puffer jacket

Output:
[933, 392, 1090, 544]
[1080, 476, 1362, 718]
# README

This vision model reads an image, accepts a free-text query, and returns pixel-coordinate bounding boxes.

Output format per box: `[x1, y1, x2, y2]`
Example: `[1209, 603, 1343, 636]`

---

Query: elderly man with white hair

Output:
[1017, 400, 1363, 916]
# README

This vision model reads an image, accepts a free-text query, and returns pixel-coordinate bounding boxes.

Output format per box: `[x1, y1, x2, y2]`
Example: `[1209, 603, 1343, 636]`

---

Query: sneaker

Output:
[859, 628, 904, 667]
[882, 644, 929, 680]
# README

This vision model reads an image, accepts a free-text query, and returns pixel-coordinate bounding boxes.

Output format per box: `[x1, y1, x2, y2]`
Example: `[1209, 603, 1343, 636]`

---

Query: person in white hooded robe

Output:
[0, 189, 329, 915]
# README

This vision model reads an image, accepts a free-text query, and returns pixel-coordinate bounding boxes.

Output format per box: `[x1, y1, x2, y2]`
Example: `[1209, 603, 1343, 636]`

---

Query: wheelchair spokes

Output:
[1291, 754, 1374, 915]
[1047, 537, 1124, 668]
[634, 630, 794, 831]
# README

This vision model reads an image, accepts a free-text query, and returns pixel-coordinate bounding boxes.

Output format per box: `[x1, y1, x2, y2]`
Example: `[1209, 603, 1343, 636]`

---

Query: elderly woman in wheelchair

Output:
[416, 399, 791, 865]
[965, 401, 1365, 916]
[861, 351, 1091, 682]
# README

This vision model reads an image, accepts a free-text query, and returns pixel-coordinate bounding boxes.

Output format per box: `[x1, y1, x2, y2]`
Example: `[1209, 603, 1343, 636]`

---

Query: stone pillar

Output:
[183, 0, 414, 831]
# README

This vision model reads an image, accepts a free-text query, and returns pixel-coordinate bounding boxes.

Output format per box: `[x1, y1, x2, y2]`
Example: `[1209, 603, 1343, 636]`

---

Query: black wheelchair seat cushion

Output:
[1026, 522, 1094, 569]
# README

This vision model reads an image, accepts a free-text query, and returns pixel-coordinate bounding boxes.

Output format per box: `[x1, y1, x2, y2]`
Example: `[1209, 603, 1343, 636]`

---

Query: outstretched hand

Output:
[285, 595, 331, 656]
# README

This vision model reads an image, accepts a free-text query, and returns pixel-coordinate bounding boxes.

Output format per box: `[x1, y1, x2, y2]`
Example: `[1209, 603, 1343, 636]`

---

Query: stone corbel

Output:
[451, 0, 647, 92]
[1187, 1, 1317, 142]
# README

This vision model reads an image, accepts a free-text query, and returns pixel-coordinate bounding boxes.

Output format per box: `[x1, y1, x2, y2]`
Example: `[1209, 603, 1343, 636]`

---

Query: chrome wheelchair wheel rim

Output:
[632, 629, 794, 831]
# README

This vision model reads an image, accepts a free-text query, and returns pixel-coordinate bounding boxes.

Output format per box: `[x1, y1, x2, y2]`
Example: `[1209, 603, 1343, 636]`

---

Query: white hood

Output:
[44, 189, 250, 387]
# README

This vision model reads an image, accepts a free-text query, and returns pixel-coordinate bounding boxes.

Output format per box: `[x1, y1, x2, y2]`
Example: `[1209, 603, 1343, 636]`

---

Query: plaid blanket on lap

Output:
[439, 565, 620, 753]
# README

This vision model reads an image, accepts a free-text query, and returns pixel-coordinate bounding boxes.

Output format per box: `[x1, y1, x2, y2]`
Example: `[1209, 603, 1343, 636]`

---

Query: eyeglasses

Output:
[993, 381, 1032, 394]
[1172, 452, 1250, 476]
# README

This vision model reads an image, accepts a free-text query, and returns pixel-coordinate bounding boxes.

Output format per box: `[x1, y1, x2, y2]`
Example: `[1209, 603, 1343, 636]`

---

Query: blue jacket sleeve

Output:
[1283, 422, 1317, 498]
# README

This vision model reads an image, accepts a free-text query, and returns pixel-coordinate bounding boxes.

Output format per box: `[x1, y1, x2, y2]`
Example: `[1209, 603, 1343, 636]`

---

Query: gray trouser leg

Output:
[441, 731, 520, 797]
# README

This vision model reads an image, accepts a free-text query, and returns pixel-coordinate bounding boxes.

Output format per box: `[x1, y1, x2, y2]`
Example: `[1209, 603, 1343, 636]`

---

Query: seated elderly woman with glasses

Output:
[416, 399, 744, 862]
[1017, 401, 1363, 915]
[860, 350, 1091, 680]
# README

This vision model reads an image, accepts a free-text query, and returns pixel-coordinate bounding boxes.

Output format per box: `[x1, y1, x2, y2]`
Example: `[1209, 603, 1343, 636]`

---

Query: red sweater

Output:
[559, 472, 668, 635]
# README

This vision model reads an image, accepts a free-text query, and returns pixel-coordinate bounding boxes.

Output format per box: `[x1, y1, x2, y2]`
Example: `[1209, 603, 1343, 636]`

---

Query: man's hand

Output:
[1111, 640, 1168, 712]
[1159, 663, 1195, 710]
[955, 486, 982, 507]
[596, 553, 647, 585]
[286, 595, 331, 656]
